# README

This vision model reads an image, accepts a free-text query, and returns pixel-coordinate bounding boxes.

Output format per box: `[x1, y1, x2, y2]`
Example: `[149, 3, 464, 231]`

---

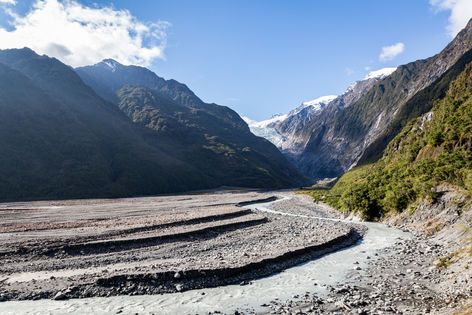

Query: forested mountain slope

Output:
[282, 19, 472, 180]
[308, 62, 472, 220]
[77, 60, 306, 189]
[0, 49, 304, 202]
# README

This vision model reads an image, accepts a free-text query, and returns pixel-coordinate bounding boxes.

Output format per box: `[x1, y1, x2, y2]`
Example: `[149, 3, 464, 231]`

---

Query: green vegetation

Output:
[436, 252, 458, 269]
[115, 85, 305, 189]
[306, 63, 472, 220]
[0, 48, 304, 202]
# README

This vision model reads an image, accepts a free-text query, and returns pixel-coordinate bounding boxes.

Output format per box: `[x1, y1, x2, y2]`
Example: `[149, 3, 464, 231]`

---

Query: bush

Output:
[303, 63, 472, 220]
[428, 130, 444, 146]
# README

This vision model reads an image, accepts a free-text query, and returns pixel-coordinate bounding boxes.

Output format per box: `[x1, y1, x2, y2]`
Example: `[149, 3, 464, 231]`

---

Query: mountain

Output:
[248, 19, 472, 181]
[296, 19, 472, 180]
[76, 59, 306, 189]
[308, 61, 472, 220]
[0, 49, 304, 202]
[244, 95, 337, 153]
[244, 67, 396, 174]
[242, 114, 288, 148]
[0, 48, 214, 201]
[305, 59, 472, 304]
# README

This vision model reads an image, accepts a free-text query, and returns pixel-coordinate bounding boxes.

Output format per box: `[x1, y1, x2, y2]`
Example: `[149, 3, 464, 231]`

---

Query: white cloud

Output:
[430, 0, 472, 37]
[0, 0, 169, 67]
[379, 42, 405, 62]
[0, 0, 16, 4]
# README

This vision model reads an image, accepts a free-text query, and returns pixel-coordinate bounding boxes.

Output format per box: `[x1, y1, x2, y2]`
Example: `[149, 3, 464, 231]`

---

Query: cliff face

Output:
[245, 70, 395, 178]
[307, 61, 472, 221]
[247, 20, 472, 181]
[295, 19, 472, 180]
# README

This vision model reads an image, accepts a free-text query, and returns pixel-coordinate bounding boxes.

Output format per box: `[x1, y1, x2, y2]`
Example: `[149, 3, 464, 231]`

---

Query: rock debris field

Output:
[0, 190, 363, 302]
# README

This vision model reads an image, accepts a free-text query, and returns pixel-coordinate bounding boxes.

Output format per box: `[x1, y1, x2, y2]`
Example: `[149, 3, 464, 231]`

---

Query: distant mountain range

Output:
[244, 69, 395, 155]
[245, 19, 472, 181]
[0, 49, 304, 201]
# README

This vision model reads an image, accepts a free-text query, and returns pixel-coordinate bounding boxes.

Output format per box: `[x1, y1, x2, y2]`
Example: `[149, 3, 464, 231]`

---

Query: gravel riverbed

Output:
[0, 190, 363, 303]
[0, 190, 469, 314]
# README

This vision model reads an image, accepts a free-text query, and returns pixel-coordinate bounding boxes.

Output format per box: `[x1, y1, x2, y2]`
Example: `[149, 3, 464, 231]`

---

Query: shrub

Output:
[303, 63, 472, 220]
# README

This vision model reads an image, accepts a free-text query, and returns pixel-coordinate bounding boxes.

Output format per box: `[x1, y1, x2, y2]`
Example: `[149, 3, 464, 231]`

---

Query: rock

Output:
[174, 272, 181, 279]
[52, 291, 68, 300]
[336, 287, 349, 294]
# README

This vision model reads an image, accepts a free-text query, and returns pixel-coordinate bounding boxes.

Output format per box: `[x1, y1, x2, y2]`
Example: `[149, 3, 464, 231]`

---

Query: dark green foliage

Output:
[115, 85, 304, 188]
[306, 63, 472, 220]
[428, 130, 444, 146]
[77, 60, 306, 190]
[0, 49, 304, 202]
[359, 48, 472, 164]
[0, 50, 214, 201]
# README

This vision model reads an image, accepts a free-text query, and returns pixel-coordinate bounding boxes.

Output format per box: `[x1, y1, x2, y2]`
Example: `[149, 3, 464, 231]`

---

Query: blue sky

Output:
[0, 0, 468, 119]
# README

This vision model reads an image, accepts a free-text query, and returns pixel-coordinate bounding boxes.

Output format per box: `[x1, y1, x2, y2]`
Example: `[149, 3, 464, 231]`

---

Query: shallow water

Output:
[0, 195, 411, 315]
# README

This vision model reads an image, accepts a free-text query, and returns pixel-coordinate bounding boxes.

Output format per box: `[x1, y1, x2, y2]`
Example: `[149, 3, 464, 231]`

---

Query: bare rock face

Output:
[295, 19, 472, 180]
[247, 19, 472, 181]
[246, 69, 398, 179]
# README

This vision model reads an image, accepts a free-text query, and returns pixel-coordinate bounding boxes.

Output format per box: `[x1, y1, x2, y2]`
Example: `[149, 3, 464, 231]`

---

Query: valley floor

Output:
[0, 190, 470, 314]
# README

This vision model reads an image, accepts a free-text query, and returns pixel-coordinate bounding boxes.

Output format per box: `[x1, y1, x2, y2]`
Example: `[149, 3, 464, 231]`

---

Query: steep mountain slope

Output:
[0, 48, 305, 202]
[245, 68, 396, 177]
[297, 19, 472, 180]
[305, 63, 472, 300]
[244, 96, 336, 152]
[0, 49, 214, 201]
[76, 60, 305, 188]
[308, 62, 472, 220]
[360, 48, 472, 163]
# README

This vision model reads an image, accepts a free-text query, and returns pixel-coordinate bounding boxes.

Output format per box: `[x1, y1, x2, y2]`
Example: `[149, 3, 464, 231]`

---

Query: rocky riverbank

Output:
[256, 234, 468, 314]
[0, 191, 364, 302]
[250, 187, 472, 315]
[0, 190, 469, 315]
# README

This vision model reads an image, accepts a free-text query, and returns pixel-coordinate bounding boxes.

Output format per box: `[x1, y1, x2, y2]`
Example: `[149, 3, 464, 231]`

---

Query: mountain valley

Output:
[0, 3, 470, 314]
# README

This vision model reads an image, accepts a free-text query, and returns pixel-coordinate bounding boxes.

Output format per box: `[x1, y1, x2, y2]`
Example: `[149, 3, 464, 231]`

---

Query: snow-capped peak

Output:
[243, 114, 287, 129]
[301, 95, 337, 108]
[101, 59, 120, 72]
[363, 67, 397, 80]
[241, 116, 256, 125]
[242, 115, 287, 147]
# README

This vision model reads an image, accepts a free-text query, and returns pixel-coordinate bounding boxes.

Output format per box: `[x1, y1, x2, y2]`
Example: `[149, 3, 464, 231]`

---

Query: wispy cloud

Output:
[430, 0, 472, 37]
[379, 42, 405, 62]
[0, 0, 16, 4]
[0, 0, 170, 67]
[345, 67, 354, 76]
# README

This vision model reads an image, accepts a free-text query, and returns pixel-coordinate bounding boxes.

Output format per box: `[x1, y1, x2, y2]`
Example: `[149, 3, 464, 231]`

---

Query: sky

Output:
[0, 1, 471, 120]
